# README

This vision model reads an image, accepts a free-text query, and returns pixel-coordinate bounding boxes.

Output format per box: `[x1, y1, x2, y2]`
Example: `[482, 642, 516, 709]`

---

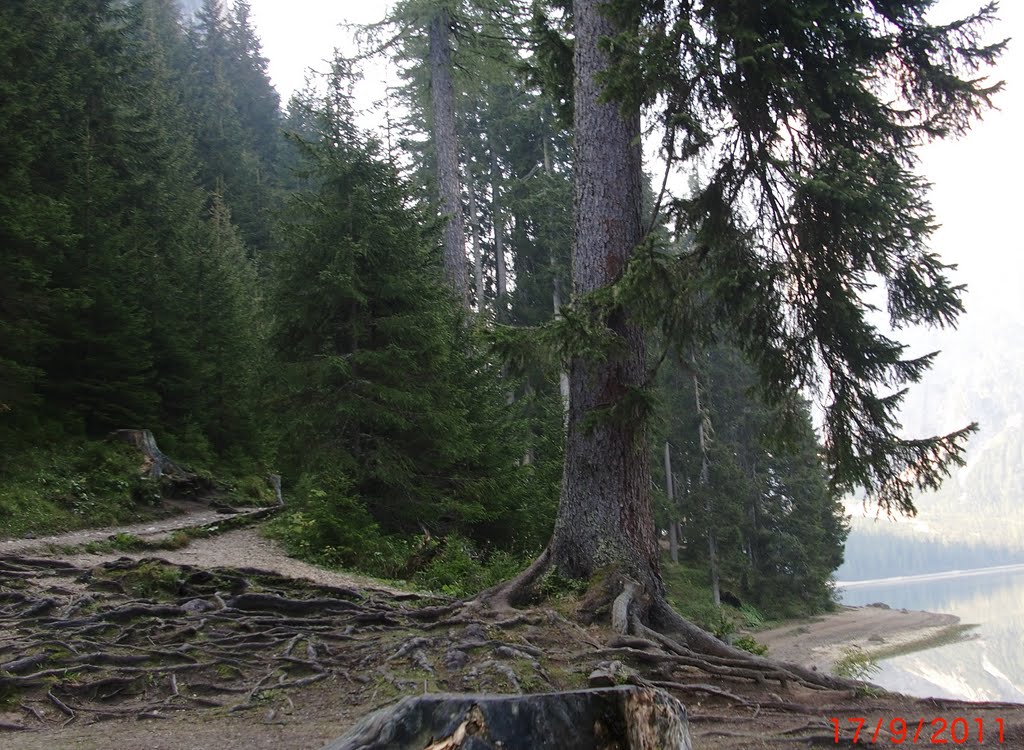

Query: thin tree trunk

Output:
[490, 142, 507, 317]
[549, 0, 657, 592]
[467, 171, 485, 310]
[665, 441, 678, 564]
[747, 458, 759, 569]
[693, 369, 720, 607]
[552, 278, 570, 427]
[546, 135, 570, 426]
[428, 9, 468, 306]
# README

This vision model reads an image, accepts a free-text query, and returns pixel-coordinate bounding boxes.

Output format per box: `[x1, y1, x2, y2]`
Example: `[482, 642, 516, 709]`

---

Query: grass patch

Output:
[0, 437, 277, 541]
[661, 563, 724, 632]
[264, 485, 533, 598]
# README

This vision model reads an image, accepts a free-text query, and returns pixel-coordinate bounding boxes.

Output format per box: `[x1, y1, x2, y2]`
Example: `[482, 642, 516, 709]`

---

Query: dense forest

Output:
[2, 0, 999, 627]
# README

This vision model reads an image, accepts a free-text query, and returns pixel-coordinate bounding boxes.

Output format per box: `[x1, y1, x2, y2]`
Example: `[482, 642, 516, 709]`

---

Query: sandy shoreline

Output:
[756, 603, 966, 674]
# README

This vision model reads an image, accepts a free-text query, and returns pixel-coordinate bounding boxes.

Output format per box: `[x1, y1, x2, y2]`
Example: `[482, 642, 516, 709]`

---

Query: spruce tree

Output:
[271, 64, 549, 562]
[481, 0, 1003, 678]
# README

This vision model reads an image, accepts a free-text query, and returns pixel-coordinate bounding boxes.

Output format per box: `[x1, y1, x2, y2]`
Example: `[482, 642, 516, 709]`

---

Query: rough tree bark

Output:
[547, 0, 658, 592]
[428, 8, 469, 307]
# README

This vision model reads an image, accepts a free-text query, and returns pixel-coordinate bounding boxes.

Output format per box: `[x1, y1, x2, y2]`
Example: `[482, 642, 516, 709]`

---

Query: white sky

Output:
[247, 0, 1022, 324]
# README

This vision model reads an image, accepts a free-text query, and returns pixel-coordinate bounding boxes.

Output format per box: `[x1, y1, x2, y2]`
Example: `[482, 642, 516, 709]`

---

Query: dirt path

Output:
[60, 526, 411, 596]
[758, 604, 963, 673]
[0, 502, 241, 556]
[0, 500, 412, 597]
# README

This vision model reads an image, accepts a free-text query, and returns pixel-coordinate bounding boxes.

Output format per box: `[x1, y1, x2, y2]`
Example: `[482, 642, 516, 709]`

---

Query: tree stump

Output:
[110, 429, 207, 497]
[323, 686, 691, 750]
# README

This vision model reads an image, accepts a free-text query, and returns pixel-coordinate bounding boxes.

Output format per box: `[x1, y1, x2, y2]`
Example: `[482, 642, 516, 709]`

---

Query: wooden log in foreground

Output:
[323, 686, 691, 750]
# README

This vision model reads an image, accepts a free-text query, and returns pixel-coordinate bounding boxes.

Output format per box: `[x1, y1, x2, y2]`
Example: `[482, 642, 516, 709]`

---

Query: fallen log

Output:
[323, 686, 692, 750]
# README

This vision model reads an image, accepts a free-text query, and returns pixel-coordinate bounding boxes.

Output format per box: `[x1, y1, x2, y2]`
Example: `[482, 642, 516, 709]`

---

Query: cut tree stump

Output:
[110, 429, 208, 497]
[323, 686, 692, 750]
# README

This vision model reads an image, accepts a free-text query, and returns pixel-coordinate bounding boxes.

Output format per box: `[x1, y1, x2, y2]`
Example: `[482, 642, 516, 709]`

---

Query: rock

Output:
[868, 634, 885, 643]
[588, 659, 635, 687]
[181, 598, 213, 615]
[867, 602, 890, 609]
[323, 686, 691, 750]
[461, 624, 489, 644]
[442, 649, 469, 670]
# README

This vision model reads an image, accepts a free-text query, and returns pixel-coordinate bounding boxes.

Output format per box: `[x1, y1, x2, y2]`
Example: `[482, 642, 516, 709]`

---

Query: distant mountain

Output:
[838, 262, 1024, 580]
[886, 306, 1024, 541]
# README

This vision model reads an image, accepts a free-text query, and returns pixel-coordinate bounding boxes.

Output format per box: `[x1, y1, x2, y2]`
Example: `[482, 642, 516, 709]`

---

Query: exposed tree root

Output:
[0, 554, 456, 728]
[475, 553, 863, 695]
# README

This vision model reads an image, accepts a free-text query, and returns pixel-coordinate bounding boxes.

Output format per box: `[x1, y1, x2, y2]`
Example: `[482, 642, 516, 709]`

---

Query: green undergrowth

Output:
[0, 440, 160, 538]
[661, 561, 774, 656]
[262, 474, 536, 598]
[0, 438, 275, 540]
[264, 506, 533, 598]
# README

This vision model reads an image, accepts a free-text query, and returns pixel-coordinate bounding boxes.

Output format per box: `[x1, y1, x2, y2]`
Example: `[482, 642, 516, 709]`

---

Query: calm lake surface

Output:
[839, 565, 1024, 701]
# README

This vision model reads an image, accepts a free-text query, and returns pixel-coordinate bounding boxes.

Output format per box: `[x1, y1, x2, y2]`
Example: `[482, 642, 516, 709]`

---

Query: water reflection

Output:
[839, 568, 1024, 701]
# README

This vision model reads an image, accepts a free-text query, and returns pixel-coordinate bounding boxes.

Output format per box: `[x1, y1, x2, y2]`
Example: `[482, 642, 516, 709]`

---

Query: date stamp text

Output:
[829, 717, 1005, 744]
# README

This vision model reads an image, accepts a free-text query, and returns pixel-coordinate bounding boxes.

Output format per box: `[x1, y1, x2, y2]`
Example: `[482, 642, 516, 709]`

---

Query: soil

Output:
[3, 512, 1023, 749]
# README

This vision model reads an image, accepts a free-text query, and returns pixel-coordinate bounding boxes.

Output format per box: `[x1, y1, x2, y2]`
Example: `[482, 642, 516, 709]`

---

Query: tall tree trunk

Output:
[552, 278, 570, 427]
[546, 137, 570, 425]
[549, 0, 658, 592]
[467, 171, 485, 310]
[490, 141, 507, 318]
[693, 369, 720, 607]
[428, 9, 468, 306]
[665, 441, 678, 564]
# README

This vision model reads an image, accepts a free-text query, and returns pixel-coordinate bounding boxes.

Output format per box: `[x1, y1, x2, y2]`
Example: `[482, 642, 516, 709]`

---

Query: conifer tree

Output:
[185, 0, 280, 257]
[488, 0, 1003, 676]
[271, 64, 550, 559]
[0, 0, 268, 462]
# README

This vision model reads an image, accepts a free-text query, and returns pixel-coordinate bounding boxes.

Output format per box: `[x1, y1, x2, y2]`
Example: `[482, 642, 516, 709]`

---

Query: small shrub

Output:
[162, 530, 192, 550]
[834, 647, 881, 680]
[537, 569, 588, 600]
[412, 536, 527, 598]
[263, 473, 413, 578]
[739, 603, 766, 628]
[733, 634, 768, 656]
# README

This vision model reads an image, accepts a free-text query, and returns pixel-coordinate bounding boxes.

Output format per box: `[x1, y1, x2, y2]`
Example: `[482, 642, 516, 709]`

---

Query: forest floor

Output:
[2, 512, 1023, 749]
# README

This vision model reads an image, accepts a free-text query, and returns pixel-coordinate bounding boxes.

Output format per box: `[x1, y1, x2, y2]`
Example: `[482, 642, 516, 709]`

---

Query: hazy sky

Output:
[246, 0, 1022, 323]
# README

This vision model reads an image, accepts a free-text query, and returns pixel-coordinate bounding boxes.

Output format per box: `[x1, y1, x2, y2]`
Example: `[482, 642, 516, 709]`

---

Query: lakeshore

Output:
[758, 604, 971, 675]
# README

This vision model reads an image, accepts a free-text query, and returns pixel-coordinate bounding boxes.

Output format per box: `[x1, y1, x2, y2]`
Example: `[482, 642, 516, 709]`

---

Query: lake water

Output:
[838, 565, 1024, 701]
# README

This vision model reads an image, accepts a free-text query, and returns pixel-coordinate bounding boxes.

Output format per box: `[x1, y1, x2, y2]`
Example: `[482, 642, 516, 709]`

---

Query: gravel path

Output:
[0, 503, 413, 596]
[62, 526, 410, 594]
[0, 502, 236, 556]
